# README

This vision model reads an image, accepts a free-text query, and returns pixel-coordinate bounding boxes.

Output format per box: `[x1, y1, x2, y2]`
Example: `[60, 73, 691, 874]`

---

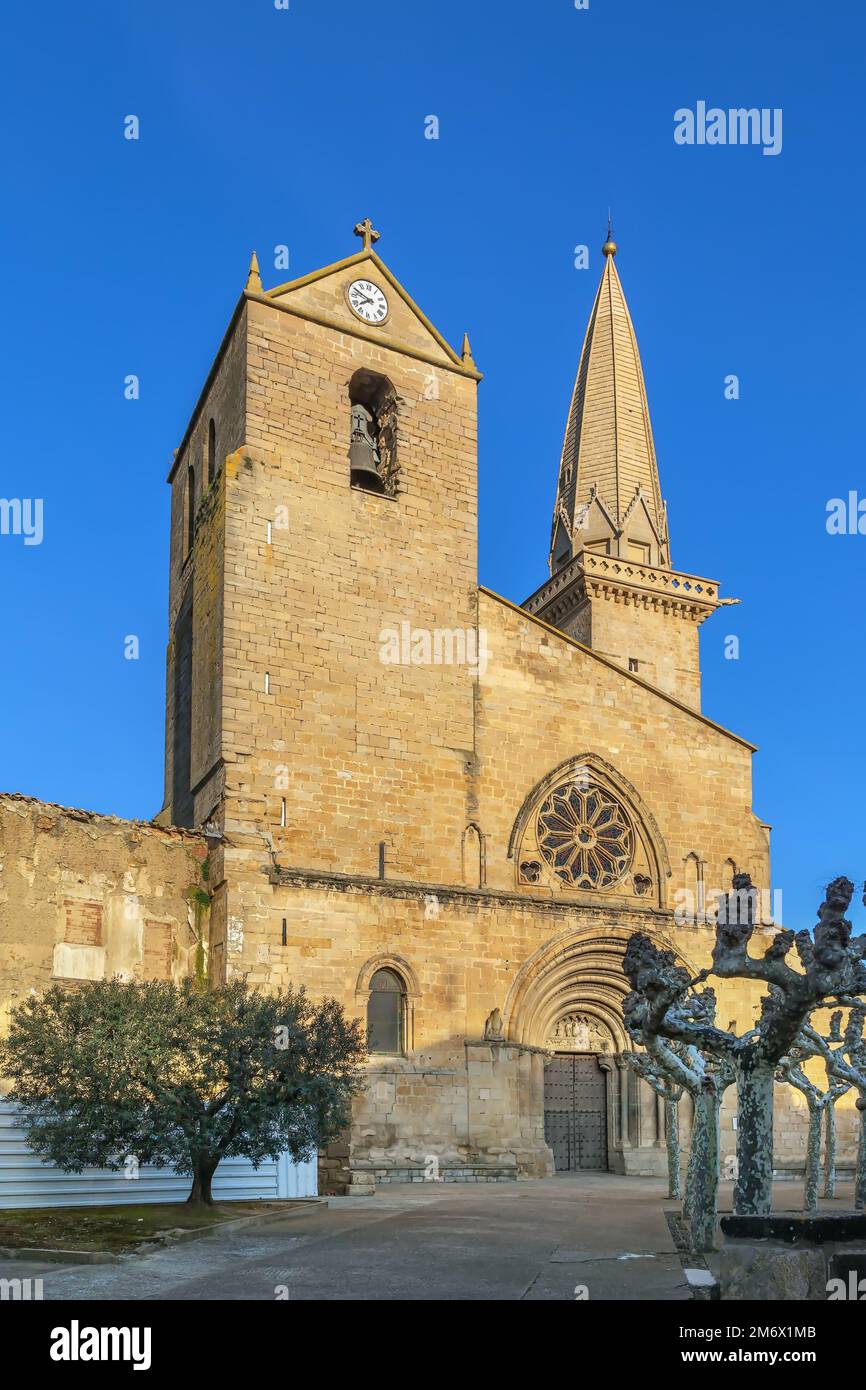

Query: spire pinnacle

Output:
[602, 211, 617, 258]
[461, 332, 476, 368]
[245, 251, 262, 293]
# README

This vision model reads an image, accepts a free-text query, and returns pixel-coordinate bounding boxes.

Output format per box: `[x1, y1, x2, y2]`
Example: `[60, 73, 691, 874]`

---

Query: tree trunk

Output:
[665, 1095, 681, 1201]
[685, 1085, 719, 1253]
[804, 1102, 821, 1212]
[823, 1102, 837, 1201]
[187, 1158, 218, 1206]
[856, 1097, 866, 1213]
[733, 1060, 775, 1216]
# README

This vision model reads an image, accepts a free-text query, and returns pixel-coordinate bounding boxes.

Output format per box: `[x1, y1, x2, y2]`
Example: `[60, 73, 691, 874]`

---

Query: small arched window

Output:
[186, 465, 196, 556]
[367, 968, 406, 1054]
[207, 418, 216, 485]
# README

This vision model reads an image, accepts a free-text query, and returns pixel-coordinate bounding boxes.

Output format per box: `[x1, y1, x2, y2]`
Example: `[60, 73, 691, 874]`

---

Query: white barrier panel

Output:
[0, 1101, 317, 1208]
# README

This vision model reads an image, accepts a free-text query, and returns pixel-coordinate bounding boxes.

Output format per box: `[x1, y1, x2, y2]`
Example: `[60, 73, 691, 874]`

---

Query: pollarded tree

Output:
[625, 1050, 683, 1201]
[623, 874, 866, 1216]
[713, 875, 866, 1213]
[776, 1037, 849, 1212]
[0, 977, 366, 1205]
[625, 987, 734, 1252]
[802, 1003, 866, 1210]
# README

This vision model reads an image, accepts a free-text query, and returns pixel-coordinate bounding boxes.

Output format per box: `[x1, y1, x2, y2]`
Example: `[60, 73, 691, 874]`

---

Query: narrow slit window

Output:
[186, 465, 196, 556]
[207, 418, 216, 485]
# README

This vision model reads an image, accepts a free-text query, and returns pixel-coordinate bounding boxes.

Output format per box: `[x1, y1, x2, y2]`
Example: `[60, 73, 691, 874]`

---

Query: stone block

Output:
[719, 1243, 827, 1301]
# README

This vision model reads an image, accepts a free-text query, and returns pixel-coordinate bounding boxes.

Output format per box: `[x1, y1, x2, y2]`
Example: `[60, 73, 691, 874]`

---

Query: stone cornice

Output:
[266, 861, 675, 922]
[523, 551, 722, 628]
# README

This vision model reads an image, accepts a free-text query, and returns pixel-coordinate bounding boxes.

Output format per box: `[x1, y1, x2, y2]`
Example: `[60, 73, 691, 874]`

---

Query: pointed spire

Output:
[461, 332, 476, 369]
[550, 234, 670, 573]
[245, 251, 262, 293]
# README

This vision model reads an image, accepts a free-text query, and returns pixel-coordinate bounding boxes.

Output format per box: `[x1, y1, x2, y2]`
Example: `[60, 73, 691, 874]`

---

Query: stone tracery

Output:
[536, 779, 634, 888]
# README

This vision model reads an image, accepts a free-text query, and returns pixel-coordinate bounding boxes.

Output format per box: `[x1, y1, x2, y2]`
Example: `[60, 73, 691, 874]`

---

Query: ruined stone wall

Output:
[0, 795, 208, 1047]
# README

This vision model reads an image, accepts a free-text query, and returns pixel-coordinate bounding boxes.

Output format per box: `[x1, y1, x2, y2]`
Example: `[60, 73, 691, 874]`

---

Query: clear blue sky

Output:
[1, 0, 863, 930]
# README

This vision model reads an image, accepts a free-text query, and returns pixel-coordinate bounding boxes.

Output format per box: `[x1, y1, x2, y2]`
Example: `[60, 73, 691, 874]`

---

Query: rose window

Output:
[536, 781, 634, 888]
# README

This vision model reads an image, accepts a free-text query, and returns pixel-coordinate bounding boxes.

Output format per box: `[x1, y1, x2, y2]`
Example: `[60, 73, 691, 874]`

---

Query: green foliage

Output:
[0, 979, 366, 1194]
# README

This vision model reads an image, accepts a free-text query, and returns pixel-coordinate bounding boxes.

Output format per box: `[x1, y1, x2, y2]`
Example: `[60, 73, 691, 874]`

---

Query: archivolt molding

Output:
[502, 922, 697, 1052]
[507, 752, 672, 906]
[354, 952, 420, 999]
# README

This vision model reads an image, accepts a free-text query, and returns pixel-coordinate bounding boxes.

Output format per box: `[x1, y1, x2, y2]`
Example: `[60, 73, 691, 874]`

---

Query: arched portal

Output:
[504, 924, 696, 1175]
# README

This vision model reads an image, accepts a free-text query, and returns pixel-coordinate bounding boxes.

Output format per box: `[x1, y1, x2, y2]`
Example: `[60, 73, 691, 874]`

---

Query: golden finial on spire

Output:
[353, 217, 380, 252]
[245, 250, 263, 292]
[602, 210, 617, 258]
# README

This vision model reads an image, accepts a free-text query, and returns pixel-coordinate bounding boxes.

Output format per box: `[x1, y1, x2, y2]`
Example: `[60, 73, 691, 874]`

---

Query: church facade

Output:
[156, 221, 775, 1188]
[1, 223, 851, 1189]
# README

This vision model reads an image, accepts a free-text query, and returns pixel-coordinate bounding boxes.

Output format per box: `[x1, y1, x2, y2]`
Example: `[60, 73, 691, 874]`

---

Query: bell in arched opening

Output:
[349, 400, 385, 493]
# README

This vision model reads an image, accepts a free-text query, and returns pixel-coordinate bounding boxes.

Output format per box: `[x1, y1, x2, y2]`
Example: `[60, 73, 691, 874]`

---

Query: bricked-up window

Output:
[143, 921, 173, 981]
[186, 464, 196, 556]
[62, 900, 103, 946]
[367, 968, 406, 1054]
[348, 370, 398, 496]
[207, 417, 216, 485]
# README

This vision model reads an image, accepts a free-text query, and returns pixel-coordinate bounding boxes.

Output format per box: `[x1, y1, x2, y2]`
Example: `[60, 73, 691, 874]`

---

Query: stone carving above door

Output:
[547, 1012, 614, 1053]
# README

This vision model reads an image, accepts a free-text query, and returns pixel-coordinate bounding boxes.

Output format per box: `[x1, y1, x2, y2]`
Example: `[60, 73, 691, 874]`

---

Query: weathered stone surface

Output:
[720, 1243, 827, 1300]
[0, 794, 208, 1040]
[722, 1212, 866, 1245]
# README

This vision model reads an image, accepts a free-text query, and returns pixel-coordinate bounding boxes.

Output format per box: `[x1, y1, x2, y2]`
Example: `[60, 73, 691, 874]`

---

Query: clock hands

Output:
[348, 281, 386, 320]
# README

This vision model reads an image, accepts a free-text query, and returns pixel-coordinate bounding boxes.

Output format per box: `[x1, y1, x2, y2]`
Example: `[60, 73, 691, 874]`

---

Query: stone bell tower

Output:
[523, 231, 734, 710]
[160, 221, 485, 936]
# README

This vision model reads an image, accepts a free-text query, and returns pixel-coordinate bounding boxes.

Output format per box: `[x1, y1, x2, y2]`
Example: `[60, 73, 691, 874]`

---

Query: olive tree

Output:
[0, 977, 365, 1206]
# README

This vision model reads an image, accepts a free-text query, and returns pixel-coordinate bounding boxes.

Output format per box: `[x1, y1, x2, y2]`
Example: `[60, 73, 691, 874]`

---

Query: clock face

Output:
[347, 279, 389, 324]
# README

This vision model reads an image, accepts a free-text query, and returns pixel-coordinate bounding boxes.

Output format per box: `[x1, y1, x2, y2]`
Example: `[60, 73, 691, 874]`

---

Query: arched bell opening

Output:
[348, 369, 399, 496]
